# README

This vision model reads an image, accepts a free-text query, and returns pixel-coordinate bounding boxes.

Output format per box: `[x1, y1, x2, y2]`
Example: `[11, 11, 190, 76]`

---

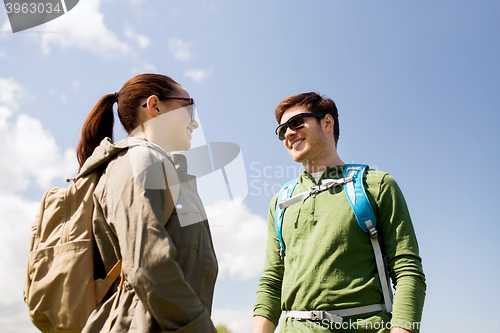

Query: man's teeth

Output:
[292, 140, 303, 149]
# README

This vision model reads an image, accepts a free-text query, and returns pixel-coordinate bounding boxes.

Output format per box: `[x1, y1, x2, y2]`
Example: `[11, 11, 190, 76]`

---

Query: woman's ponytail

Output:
[76, 93, 117, 170]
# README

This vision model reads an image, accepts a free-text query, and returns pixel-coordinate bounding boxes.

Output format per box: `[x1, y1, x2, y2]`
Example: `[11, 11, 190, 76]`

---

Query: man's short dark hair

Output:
[275, 92, 340, 146]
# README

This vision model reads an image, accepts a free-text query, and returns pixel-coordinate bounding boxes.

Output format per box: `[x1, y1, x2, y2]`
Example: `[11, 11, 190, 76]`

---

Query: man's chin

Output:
[289, 151, 306, 163]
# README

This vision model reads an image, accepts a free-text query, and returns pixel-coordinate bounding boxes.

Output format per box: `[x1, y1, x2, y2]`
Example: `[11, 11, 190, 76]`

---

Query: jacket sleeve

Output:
[101, 153, 215, 332]
[376, 173, 426, 332]
[253, 194, 284, 326]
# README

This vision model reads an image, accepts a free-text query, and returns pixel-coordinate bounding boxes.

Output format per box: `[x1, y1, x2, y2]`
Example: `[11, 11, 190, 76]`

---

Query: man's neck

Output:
[302, 154, 344, 174]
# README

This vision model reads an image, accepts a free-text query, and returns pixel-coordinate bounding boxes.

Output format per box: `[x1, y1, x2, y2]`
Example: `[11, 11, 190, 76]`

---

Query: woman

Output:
[77, 74, 218, 332]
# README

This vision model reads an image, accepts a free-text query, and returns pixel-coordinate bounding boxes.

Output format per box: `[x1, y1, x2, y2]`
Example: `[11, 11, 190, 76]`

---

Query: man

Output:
[252, 93, 425, 332]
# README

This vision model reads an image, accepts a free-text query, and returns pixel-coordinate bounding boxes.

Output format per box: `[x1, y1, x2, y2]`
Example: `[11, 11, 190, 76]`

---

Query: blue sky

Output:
[1, 1, 499, 332]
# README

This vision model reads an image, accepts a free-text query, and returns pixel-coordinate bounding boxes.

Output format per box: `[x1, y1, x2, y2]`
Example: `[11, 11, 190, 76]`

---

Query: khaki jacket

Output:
[81, 137, 218, 333]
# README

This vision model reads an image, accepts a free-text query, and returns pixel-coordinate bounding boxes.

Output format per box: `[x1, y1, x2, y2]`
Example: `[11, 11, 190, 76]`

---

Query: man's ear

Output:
[323, 114, 334, 135]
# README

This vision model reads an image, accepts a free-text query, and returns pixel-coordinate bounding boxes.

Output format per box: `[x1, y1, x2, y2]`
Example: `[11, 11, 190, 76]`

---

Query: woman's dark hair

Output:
[275, 92, 340, 146]
[76, 74, 180, 169]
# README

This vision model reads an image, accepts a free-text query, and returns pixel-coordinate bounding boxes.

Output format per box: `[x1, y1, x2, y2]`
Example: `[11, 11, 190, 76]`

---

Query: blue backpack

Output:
[274, 164, 393, 312]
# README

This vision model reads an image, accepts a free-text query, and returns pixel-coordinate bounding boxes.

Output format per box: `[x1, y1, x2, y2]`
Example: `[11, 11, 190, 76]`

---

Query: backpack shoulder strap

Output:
[343, 164, 393, 312]
[342, 164, 376, 233]
[274, 177, 299, 260]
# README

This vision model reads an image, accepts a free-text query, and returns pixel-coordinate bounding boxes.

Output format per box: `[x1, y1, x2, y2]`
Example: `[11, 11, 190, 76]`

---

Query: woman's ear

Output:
[144, 95, 161, 117]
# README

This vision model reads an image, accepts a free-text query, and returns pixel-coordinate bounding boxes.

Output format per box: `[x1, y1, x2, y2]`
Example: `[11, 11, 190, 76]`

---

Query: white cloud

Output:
[208, 200, 267, 281]
[0, 19, 10, 35]
[0, 78, 24, 111]
[212, 308, 284, 333]
[212, 308, 254, 333]
[0, 106, 12, 128]
[131, 62, 157, 74]
[0, 114, 77, 193]
[125, 27, 150, 48]
[0, 302, 39, 333]
[168, 38, 193, 62]
[0, 193, 39, 306]
[0, 78, 78, 332]
[34, 0, 131, 58]
[0, 78, 77, 194]
[184, 68, 213, 84]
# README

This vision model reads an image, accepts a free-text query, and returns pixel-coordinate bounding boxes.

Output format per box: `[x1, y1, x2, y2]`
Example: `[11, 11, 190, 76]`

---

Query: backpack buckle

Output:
[368, 227, 378, 239]
[311, 311, 324, 320]
[366, 220, 378, 239]
[308, 186, 320, 197]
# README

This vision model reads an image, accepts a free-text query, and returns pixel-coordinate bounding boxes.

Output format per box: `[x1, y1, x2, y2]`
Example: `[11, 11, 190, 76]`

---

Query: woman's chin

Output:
[175, 141, 191, 152]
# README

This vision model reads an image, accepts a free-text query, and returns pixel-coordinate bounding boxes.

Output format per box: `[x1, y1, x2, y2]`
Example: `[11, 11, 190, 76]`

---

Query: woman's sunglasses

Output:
[142, 97, 195, 121]
[275, 113, 325, 141]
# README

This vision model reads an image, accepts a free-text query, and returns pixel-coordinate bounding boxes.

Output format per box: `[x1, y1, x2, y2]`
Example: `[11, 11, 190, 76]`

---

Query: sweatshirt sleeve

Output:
[253, 194, 284, 326]
[376, 173, 426, 332]
[102, 153, 215, 332]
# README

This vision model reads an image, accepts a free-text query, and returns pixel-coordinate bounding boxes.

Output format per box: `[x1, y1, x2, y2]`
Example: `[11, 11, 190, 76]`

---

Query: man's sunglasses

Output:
[275, 113, 325, 141]
[142, 97, 195, 121]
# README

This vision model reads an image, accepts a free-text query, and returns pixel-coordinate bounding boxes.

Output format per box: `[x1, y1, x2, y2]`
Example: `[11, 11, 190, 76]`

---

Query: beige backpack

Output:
[23, 168, 121, 333]
[23, 137, 176, 333]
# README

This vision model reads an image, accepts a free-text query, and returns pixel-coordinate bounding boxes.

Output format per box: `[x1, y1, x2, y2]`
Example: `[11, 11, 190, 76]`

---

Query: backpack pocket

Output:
[26, 240, 98, 333]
